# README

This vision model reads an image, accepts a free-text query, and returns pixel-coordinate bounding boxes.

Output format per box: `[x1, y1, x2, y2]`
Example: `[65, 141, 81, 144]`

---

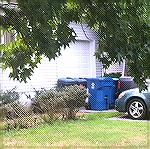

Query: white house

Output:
[0, 23, 124, 95]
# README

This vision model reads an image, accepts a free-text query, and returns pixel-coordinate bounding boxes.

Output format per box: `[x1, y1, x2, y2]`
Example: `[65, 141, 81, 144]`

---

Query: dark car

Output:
[115, 82, 150, 120]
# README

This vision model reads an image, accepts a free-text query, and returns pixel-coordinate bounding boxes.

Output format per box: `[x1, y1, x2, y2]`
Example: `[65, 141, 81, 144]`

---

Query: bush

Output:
[0, 88, 20, 106]
[1, 101, 31, 120]
[1, 101, 38, 131]
[104, 72, 122, 78]
[2, 115, 44, 131]
[32, 85, 88, 121]
[1, 85, 88, 131]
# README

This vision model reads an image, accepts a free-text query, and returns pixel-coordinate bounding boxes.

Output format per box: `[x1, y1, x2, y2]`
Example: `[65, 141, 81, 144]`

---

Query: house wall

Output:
[56, 40, 96, 78]
[0, 22, 124, 95]
[70, 23, 104, 77]
[0, 23, 99, 94]
[96, 60, 103, 77]
[69, 23, 97, 40]
[104, 62, 124, 75]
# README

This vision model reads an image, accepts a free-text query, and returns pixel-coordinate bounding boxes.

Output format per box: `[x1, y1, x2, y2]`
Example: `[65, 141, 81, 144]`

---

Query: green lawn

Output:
[1, 112, 150, 148]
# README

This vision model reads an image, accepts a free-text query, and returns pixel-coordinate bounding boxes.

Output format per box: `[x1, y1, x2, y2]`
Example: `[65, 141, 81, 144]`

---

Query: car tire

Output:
[127, 98, 147, 120]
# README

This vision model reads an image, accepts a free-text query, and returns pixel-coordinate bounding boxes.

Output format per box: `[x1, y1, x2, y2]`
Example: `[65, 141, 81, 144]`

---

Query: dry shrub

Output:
[32, 85, 88, 122]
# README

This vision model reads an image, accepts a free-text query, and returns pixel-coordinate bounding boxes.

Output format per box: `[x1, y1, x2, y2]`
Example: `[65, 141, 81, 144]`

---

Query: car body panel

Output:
[115, 87, 150, 113]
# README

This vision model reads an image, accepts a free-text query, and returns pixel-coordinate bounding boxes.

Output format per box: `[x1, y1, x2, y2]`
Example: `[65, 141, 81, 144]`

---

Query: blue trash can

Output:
[86, 77, 114, 110]
[57, 78, 78, 88]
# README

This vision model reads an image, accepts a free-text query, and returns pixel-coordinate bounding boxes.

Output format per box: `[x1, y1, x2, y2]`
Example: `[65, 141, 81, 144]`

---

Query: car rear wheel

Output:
[127, 98, 147, 120]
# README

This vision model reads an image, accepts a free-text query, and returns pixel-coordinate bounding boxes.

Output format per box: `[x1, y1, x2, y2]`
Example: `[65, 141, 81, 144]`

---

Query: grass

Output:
[1, 111, 150, 148]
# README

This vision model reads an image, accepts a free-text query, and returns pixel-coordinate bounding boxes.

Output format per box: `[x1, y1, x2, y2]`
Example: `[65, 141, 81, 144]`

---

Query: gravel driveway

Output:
[79, 107, 150, 122]
[107, 114, 150, 122]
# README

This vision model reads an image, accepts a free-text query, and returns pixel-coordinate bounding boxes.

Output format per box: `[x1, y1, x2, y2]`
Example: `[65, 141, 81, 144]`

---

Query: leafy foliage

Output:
[0, 0, 150, 88]
[0, 88, 20, 105]
[73, 0, 150, 89]
[0, 0, 76, 82]
[104, 72, 122, 78]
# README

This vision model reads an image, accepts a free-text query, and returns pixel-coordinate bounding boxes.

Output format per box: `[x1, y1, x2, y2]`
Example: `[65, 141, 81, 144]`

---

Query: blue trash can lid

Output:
[99, 77, 113, 81]
[85, 78, 100, 81]
[85, 77, 113, 81]
[73, 78, 87, 82]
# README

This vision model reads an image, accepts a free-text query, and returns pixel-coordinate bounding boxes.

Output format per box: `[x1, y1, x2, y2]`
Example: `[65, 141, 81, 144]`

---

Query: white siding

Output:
[105, 62, 123, 74]
[57, 40, 96, 78]
[1, 40, 97, 93]
[57, 41, 91, 78]
[69, 23, 97, 41]
[96, 60, 103, 77]
[0, 22, 125, 94]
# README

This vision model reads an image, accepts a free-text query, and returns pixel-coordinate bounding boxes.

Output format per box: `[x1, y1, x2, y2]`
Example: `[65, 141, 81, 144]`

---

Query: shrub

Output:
[104, 72, 122, 78]
[32, 85, 88, 121]
[1, 101, 40, 131]
[1, 85, 88, 131]
[1, 101, 31, 120]
[2, 115, 44, 131]
[0, 88, 20, 106]
[31, 88, 64, 114]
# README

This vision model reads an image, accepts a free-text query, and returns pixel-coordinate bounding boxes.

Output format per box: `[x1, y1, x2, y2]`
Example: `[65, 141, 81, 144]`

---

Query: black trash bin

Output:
[57, 77, 87, 88]
[73, 78, 87, 88]
[119, 77, 137, 93]
[57, 78, 77, 88]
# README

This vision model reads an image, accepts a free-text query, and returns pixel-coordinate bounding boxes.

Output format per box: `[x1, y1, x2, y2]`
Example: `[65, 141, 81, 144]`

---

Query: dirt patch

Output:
[116, 135, 148, 146]
[3, 138, 27, 147]
[76, 112, 90, 116]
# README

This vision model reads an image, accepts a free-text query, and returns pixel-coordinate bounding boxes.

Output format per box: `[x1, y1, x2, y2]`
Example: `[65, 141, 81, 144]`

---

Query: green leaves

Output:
[82, 0, 150, 88]
[0, 0, 76, 82]
[0, 0, 150, 89]
[1, 34, 42, 82]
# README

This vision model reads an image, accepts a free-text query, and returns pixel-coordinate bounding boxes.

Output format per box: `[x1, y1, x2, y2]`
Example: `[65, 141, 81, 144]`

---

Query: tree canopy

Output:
[0, 0, 150, 89]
